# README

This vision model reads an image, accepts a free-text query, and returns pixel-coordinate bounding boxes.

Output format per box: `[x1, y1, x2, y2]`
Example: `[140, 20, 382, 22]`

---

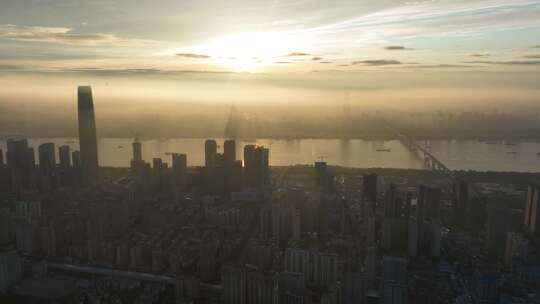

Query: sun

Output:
[202, 32, 300, 71]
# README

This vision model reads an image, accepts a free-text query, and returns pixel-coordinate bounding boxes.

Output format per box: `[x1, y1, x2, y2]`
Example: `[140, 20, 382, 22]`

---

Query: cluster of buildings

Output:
[0, 86, 540, 303]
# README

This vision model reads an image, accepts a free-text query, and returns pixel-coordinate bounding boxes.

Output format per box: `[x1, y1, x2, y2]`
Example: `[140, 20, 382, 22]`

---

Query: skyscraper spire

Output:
[77, 86, 99, 181]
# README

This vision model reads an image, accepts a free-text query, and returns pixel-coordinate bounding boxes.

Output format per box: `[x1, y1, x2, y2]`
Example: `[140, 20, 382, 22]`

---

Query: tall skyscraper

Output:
[254, 146, 269, 189]
[453, 178, 469, 227]
[205, 139, 217, 168]
[132, 141, 142, 162]
[382, 256, 408, 304]
[6, 139, 32, 170]
[363, 173, 377, 215]
[38, 143, 56, 171]
[77, 86, 99, 180]
[486, 207, 522, 258]
[524, 184, 540, 236]
[58, 145, 71, 169]
[243, 145, 255, 186]
[224, 139, 236, 162]
[72, 151, 81, 169]
[172, 153, 187, 188]
[417, 185, 441, 222]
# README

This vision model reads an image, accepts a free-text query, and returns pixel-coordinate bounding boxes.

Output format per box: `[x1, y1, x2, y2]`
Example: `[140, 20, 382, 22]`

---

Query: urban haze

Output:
[1, 1, 540, 304]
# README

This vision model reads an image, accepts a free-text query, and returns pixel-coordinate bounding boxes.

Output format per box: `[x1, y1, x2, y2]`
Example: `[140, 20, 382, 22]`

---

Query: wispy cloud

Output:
[384, 45, 412, 50]
[176, 53, 211, 59]
[524, 54, 540, 59]
[312, 57, 323, 61]
[465, 60, 540, 65]
[301, 0, 540, 48]
[285, 52, 311, 57]
[0, 24, 149, 46]
[470, 53, 490, 57]
[401, 64, 473, 69]
[352, 60, 402, 66]
[0, 64, 23, 70]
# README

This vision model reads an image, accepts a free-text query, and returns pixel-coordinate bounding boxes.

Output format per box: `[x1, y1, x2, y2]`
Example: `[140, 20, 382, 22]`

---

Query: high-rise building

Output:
[221, 266, 279, 304]
[417, 185, 441, 222]
[365, 246, 378, 283]
[524, 184, 540, 236]
[26, 148, 35, 168]
[384, 184, 402, 218]
[343, 272, 366, 304]
[72, 151, 81, 169]
[224, 139, 236, 162]
[243, 145, 269, 189]
[38, 143, 56, 171]
[504, 232, 528, 269]
[254, 146, 269, 189]
[6, 139, 35, 191]
[363, 173, 377, 213]
[6, 139, 31, 170]
[221, 266, 246, 304]
[0, 149, 4, 166]
[244, 145, 256, 186]
[279, 272, 306, 304]
[453, 178, 469, 227]
[77, 86, 99, 180]
[172, 153, 187, 188]
[382, 218, 408, 253]
[408, 218, 418, 257]
[58, 145, 71, 168]
[486, 207, 522, 258]
[292, 209, 301, 240]
[0, 250, 22, 293]
[205, 139, 217, 168]
[132, 141, 142, 162]
[285, 248, 338, 288]
[228, 160, 243, 192]
[153, 158, 163, 170]
[382, 256, 408, 304]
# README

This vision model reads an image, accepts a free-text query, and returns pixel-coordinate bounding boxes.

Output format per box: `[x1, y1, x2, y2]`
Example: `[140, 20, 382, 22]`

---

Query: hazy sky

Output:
[0, 0, 539, 110]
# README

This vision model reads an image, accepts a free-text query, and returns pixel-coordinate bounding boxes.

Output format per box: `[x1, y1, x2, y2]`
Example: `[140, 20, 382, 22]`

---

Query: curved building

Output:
[77, 86, 99, 180]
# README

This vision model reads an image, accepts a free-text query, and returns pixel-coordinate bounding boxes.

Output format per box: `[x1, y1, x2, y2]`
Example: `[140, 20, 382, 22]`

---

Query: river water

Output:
[1, 138, 540, 172]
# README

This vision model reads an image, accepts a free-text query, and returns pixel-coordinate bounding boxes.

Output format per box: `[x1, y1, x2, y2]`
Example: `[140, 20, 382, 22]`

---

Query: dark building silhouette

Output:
[72, 151, 81, 169]
[486, 207, 522, 258]
[524, 184, 540, 236]
[27, 147, 35, 168]
[132, 141, 142, 162]
[418, 184, 441, 222]
[0, 149, 3, 165]
[172, 153, 187, 189]
[6, 139, 35, 192]
[315, 161, 334, 192]
[224, 139, 236, 162]
[205, 140, 217, 168]
[243, 145, 269, 189]
[59, 145, 71, 169]
[77, 86, 99, 181]
[224, 105, 242, 139]
[453, 178, 469, 227]
[6, 139, 32, 170]
[38, 143, 56, 171]
[363, 173, 377, 214]
[384, 183, 405, 219]
[228, 160, 243, 192]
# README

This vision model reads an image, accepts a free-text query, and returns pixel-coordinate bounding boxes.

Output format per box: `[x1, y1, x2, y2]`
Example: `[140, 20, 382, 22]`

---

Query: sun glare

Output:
[201, 32, 301, 71]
